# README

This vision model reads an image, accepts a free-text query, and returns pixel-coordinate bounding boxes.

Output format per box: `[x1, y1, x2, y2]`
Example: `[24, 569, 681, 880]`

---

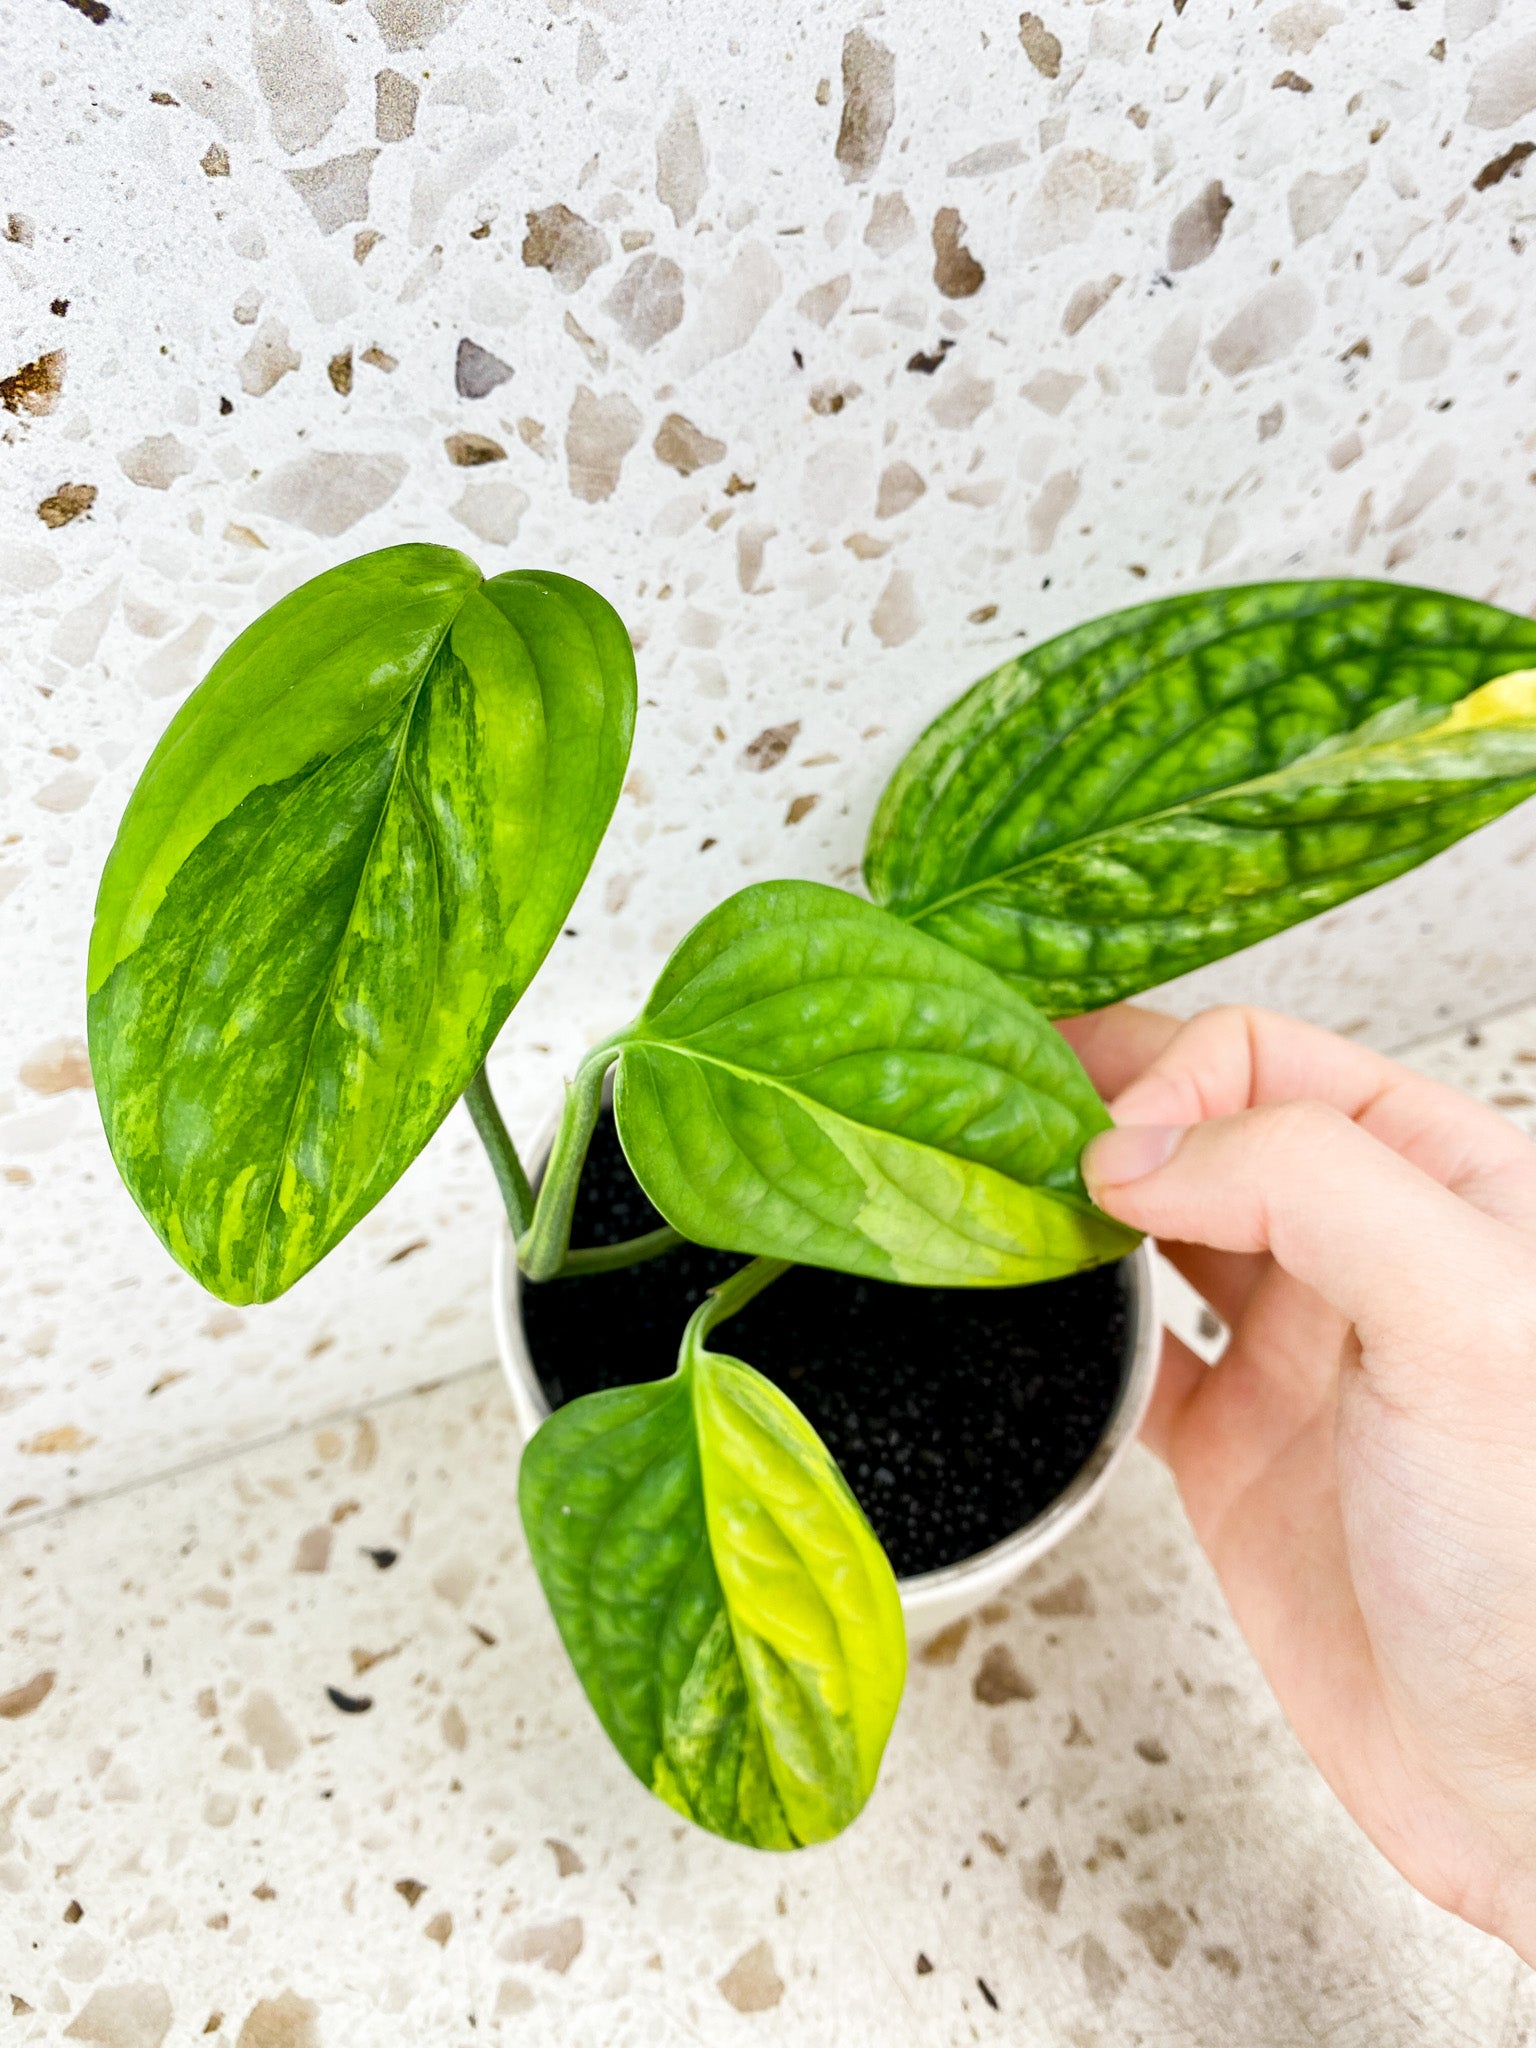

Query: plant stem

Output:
[518, 1042, 622, 1282]
[557, 1225, 684, 1277]
[684, 1255, 792, 1358]
[463, 1064, 534, 1239]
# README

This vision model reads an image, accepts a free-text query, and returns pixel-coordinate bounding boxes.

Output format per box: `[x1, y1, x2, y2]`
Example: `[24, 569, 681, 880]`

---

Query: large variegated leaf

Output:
[88, 544, 635, 1303]
[608, 880, 1137, 1286]
[519, 1315, 905, 1849]
[864, 580, 1536, 1015]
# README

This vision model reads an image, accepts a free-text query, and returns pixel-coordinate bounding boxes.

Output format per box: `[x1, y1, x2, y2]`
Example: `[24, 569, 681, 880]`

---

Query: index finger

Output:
[1056, 1001, 1183, 1100]
[1107, 1003, 1536, 1236]
[1058, 1003, 1267, 1318]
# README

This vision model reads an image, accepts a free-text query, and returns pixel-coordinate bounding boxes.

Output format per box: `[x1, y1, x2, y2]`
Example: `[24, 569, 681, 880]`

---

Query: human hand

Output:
[1062, 1002, 1536, 1963]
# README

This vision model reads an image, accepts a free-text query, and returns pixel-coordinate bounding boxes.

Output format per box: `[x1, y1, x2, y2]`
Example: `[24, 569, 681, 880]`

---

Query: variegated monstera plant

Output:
[89, 546, 1536, 1849]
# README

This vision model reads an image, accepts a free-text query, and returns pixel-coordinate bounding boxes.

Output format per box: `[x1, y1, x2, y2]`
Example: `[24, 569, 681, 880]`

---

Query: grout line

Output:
[1388, 985, 1536, 1060]
[0, 1355, 506, 1541]
[9, 991, 1535, 1544]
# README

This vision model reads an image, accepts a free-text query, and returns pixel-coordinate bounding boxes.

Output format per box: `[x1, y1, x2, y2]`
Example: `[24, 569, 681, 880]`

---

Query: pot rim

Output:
[490, 1097, 1164, 1625]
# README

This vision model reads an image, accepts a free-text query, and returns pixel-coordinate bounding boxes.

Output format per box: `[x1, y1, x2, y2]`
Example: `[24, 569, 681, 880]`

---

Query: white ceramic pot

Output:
[492, 1110, 1164, 1640]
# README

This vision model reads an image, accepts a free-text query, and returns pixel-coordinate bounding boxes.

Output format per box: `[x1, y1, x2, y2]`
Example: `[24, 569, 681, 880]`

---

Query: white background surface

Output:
[5, 979, 1536, 2046]
[4, 0, 1536, 1518]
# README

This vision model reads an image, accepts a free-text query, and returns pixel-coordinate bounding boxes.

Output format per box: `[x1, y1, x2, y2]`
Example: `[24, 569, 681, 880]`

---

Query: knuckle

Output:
[1203, 1000, 1278, 1046]
[1204, 1001, 1257, 1032]
[1141, 1006, 1260, 1120]
[1190, 1002, 1256, 1053]
[1182, 1003, 1283, 1107]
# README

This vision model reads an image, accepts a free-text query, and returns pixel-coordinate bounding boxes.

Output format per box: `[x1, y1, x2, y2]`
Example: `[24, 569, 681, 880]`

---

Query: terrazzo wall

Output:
[4, 0, 1536, 1520]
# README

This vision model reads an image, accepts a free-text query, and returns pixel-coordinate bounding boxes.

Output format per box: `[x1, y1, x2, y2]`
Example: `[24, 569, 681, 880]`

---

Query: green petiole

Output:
[462, 1063, 535, 1239]
[467, 1051, 679, 1280]
[683, 1256, 793, 1360]
[515, 1041, 621, 1281]
[557, 1225, 685, 1277]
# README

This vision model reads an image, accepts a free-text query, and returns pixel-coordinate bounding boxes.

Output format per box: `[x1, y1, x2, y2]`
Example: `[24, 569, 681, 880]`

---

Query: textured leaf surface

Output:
[610, 881, 1137, 1285]
[519, 1326, 905, 1849]
[88, 544, 635, 1302]
[865, 581, 1536, 1014]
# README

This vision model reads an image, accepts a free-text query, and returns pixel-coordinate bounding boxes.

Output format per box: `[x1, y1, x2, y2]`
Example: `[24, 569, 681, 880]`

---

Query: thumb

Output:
[1083, 1101, 1513, 1351]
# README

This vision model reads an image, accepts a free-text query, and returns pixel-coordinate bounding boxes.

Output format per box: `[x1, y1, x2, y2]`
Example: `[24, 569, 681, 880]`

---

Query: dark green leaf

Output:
[88, 544, 635, 1303]
[609, 880, 1137, 1285]
[519, 1312, 905, 1849]
[865, 580, 1536, 1014]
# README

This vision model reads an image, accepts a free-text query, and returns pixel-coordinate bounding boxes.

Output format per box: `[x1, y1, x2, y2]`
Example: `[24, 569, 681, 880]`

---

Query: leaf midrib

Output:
[629, 1036, 1096, 1218]
[569, 1389, 712, 1767]
[883, 584, 1394, 896]
[648, 969, 1071, 1096]
[544, 1372, 845, 1848]
[645, 947, 1079, 1060]
[690, 1357, 858, 1844]
[904, 689, 1536, 926]
[966, 795, 1536, 1011]
[251, 615, 460, 1290]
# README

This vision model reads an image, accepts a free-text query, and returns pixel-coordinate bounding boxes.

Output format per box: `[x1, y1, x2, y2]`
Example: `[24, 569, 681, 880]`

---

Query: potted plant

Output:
[88, 548, 1536, 1850]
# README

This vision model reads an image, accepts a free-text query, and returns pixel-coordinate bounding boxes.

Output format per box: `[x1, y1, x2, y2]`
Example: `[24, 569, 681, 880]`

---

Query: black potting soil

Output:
[519, 1111, 1133, 1579]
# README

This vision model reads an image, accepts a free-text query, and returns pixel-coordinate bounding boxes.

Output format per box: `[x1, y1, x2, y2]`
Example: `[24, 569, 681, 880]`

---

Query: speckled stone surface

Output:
[5, 2, 1536, 1527]
[2, 997, 1535, 2043]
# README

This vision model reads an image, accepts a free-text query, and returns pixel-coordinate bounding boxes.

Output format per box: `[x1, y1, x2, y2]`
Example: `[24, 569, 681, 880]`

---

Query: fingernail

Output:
[1083, 1123, 1187, 1189]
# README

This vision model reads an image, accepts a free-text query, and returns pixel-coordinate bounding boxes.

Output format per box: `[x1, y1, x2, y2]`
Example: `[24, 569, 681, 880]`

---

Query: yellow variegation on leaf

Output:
[605, 880, 1138, 1288]
[519, 1272, 906, 1849]
[88, 544, 635, 1303]
[865, 579, 1536, 1015]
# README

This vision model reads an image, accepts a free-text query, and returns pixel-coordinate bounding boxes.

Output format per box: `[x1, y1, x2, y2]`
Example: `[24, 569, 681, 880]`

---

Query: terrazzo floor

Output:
[3, 997, 1536, 2047]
